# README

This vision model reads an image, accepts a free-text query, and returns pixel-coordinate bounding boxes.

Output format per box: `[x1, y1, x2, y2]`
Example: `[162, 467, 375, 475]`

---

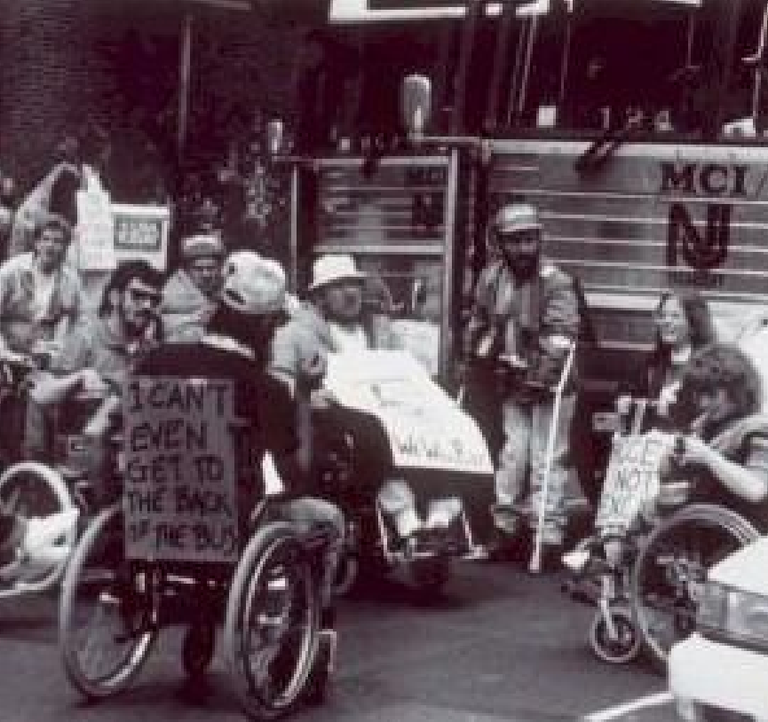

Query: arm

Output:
[678, 435, 768, 503]
[540, 270, 580, 347]
[462, 264, 495, 359]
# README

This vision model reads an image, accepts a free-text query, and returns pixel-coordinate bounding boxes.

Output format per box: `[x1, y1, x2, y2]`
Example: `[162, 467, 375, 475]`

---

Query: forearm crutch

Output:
[529, 341, 577, 574]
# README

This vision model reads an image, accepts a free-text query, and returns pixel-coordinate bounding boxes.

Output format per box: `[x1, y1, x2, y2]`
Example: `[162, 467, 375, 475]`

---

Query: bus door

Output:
[285, 152, 464, 382]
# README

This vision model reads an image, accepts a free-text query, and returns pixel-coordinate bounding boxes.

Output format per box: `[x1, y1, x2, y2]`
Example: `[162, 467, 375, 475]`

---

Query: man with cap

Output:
[159, 233, 224, 342]
[463, 202, 580, 570]
[138, 250, 344, 702]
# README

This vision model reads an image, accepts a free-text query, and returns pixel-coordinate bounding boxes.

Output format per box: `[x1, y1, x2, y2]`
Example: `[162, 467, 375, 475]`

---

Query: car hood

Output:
[709, 536, 768, 594]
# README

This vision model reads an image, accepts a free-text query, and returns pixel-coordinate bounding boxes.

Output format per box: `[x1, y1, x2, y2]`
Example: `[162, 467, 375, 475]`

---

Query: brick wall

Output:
[0, 0, 309, 194]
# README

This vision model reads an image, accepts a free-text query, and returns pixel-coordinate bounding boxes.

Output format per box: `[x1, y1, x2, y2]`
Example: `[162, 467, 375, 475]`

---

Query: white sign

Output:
[324, 350, 493, 474]
[595, 430, 674, 529]
[122, 376, 239, 563]
[112, 204, 171, 272]
[75, 187, 115, 271]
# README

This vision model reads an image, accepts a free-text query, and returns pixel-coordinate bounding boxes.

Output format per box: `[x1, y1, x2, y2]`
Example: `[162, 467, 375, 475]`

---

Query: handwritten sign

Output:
[595, 431, 674, 530]
[324, 350, 493, 475]
[122, 376, 238, 563]
[112, 204, 170, 271]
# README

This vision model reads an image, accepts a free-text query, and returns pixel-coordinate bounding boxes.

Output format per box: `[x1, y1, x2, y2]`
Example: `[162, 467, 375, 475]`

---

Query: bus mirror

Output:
[401, 74, 432, 143]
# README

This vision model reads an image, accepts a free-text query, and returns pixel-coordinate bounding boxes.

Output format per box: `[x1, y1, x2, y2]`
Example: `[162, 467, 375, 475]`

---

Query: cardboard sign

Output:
[112, 204, 170, 271]
[122, 376, 239, 563]
[595, 430, 674, 529]
[324, 350, 493, 475]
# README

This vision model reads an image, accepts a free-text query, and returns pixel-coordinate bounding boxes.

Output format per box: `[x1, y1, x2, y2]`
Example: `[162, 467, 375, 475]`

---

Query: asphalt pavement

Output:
[0, 556, 682, 722]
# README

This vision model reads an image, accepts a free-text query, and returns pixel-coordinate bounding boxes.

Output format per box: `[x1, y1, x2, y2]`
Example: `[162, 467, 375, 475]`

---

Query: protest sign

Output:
[324, 350, 493, 475]
[112, 204, 170, 271]
[595, 430, 674, 529]
[122, 376, 239, 563]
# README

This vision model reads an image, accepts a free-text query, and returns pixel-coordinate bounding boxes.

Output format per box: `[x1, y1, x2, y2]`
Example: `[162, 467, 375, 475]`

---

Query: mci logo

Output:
[658, 161, 751, 272]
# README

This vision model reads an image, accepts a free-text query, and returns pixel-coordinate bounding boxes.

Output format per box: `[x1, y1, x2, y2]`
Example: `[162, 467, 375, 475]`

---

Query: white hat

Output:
[493, 203, 541, 234]
[220, 251, 286, 315]
[308, 254, 366, 292]
[180, 233, 224, 262]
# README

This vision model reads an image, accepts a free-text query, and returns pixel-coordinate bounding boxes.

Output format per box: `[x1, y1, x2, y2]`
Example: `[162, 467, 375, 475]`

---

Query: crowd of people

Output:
[0, 183, 767, 697]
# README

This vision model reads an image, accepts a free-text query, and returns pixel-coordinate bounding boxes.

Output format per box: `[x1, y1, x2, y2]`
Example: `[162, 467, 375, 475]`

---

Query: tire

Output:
[0, 461, 76, 588]
[225, 521, 320, 720]
[589, 603, 641, 664]
[59, 505, 157, 699]
[631, 504, 759, 673]
[182, 622, 216, 680]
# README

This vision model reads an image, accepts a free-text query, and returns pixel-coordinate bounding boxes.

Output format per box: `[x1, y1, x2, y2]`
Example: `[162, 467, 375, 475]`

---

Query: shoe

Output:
[561, 548, 591, 574]
[532, 541, 564, 574]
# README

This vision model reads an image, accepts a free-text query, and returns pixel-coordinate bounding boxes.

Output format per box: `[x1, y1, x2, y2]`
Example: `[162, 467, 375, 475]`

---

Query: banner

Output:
[122, 376, 239, 563]
[324, 350, 493, 474]
[595, 430, 674, 529]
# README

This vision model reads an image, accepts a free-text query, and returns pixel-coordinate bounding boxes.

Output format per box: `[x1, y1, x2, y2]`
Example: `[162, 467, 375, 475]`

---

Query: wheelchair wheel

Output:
[589, 602, 641, 665]
[225, 521, 320, 720]
[0, 461, 77, 587]
[631, 503, 759, 672]
[59, 505, 157, 699]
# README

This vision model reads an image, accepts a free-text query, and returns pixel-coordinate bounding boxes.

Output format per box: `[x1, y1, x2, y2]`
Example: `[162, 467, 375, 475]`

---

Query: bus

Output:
[278, 0, 768, 492]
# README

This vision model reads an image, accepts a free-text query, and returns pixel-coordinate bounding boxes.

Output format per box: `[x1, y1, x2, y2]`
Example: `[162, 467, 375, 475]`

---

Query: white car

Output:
[669, 536, 768, 722]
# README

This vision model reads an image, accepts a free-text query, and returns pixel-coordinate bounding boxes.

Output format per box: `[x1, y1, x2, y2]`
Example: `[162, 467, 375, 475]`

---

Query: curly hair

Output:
[680, 343, 763, 421]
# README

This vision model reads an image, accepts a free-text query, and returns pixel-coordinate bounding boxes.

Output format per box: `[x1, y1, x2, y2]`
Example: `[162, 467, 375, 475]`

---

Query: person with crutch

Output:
[461, 202, 581, 571]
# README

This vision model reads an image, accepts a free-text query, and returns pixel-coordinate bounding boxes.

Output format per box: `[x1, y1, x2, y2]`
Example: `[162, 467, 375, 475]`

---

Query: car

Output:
[669, 535, 768, 722]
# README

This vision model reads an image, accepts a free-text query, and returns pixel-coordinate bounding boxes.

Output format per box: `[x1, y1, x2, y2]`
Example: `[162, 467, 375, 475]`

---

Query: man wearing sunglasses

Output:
[24, 261, 165, 474]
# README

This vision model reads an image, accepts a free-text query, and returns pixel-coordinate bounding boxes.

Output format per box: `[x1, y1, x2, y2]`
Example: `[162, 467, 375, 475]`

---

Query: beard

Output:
[505, 253, 539, 280]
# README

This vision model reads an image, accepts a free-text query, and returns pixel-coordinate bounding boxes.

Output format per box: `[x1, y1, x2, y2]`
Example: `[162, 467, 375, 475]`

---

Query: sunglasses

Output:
[128, 286, 162, 307]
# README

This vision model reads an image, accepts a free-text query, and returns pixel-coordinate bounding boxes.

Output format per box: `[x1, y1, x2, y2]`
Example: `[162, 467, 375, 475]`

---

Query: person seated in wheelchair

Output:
[21, 260, 165, 499]
[136, 251, 344, 691]
[270, 253, 450, 553]
[617, 291, 716, 433]
[659, 342, 768, 527]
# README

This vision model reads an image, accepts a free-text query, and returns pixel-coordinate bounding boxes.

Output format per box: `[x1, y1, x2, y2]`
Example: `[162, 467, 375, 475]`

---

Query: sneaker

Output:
[561, 548, 591, 574]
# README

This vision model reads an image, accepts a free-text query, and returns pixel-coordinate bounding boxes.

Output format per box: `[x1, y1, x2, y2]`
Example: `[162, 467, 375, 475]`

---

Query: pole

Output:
[529, 341, 576, 574]
[451, 0, 483, 135]
[516, 14, 539, 123]
[505, 18, 530, 126]
[484, 1, 517, 132]
[177, 12, 194, 159]
[557, 8, 573, 112]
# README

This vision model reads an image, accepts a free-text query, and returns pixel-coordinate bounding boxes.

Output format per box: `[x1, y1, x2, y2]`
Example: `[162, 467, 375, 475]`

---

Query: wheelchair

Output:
[0, 359, 97, 599]
[58, 375, 336, 720]
[313, 404, 491, 598]
[58, 494, 335, 719]
[564, 399, 760, 670]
